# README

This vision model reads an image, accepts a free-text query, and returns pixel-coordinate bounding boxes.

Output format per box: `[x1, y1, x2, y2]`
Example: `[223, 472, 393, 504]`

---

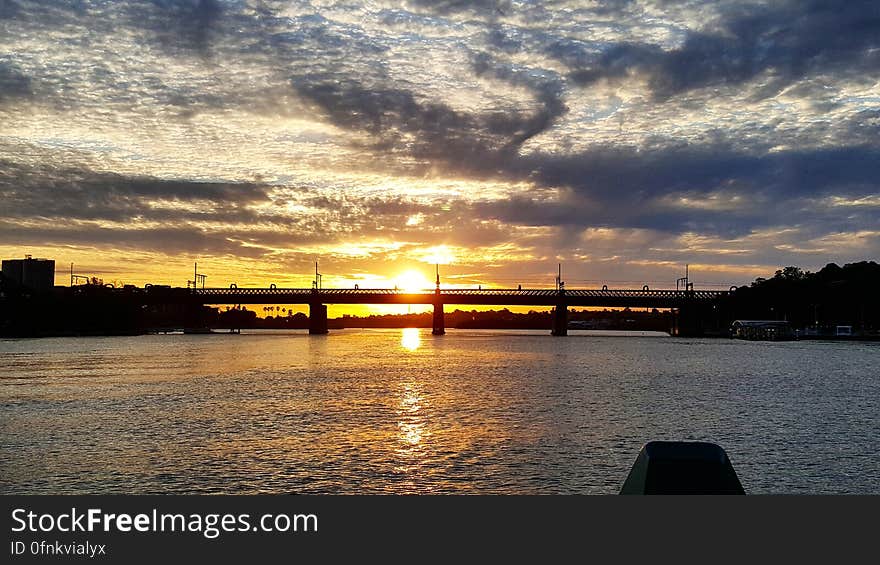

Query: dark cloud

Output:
[562, 0, 880, 99]
[1, 1, 229, 55]
[486, 26, 522, 54]
[0, 0, 92, 28]
[0, 222, 328, 258]
[137, 0, 224, 54]
[406, 0, 511, 17]
[474, 143, 880, 237]
[470, 52, 567, 147]
[843, 109, 880, 145]
[0, 159, 272, 224]
[293, 76, 562, 171]
[527, 143, 880, 201]
[590, 0, 636, 16]
[292, 49, 567, 174]
[0, 62, 32, 102]
[0, 0, 20, 19]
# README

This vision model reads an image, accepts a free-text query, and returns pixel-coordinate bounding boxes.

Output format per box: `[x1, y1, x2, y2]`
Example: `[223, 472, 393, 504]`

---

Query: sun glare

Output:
[419, 245, 455, 265]
[400, 328, 421, 351]
[395, 270, 431, 292]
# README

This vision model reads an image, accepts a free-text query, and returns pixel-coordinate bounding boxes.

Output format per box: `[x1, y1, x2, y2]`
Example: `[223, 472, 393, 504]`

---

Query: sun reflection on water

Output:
[397, 330, 427, 465]
[395, 378, 431, 488]
[398, 385, 424, 446]
[400, 328, 421, 351]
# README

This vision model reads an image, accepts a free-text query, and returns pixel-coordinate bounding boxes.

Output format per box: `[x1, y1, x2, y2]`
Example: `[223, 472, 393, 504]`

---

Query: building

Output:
[730, 320, 795, 341]
[1, 255, 56, 292]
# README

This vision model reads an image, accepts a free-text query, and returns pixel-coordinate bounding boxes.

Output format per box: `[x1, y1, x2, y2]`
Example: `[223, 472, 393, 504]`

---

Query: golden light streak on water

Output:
[400, 328, 421, 351]
[397, 383, 425, 448]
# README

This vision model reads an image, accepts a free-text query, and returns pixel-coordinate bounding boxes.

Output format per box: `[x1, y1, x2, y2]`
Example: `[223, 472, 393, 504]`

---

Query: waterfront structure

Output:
[1, 255, 55, 292]
[730, 320, 795, 341]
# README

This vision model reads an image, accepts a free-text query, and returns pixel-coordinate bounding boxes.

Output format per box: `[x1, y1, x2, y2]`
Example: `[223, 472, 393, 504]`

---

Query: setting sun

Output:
[395, 270, 432, 292]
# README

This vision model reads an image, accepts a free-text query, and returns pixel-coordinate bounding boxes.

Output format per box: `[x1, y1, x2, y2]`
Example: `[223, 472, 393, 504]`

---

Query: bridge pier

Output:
[677, 305, 704, 337]
[309, 302, 328, 334]
[551, 303, 568, 336]
[432, 301, 445, 335]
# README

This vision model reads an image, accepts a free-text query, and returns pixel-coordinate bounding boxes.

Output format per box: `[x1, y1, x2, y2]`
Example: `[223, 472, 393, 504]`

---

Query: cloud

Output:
[560, 0, 880, 99]
[0, 158, 272, 224]
[478, 142, 880, 236]
[292, 73, 564, 173]
[0, 222, 266, 257]
[406, 0, 511, 18]
[286, 62, 880, 238]
[135, 0, 224, 55]
[0, 0, 20, 19]
[470, 51, 567, 146]
[1, 0, 878, 284]
[0, 61, 32, 102]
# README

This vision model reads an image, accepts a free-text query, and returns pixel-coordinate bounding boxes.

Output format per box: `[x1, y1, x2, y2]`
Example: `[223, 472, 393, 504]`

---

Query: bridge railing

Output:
[189, 288, 727, 299]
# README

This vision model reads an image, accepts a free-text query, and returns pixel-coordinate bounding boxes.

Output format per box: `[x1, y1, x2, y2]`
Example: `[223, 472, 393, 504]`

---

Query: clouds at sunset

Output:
[1, 0, 878, 288]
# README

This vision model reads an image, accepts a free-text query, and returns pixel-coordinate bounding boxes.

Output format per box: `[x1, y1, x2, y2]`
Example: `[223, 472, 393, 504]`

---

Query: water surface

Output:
[1, 329, 878, 494]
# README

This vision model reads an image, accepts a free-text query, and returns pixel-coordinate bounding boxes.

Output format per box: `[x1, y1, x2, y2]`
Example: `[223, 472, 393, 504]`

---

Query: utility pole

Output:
[69, 263, 90, 286]
[552, 263, 567, 336]
[188, 262, 207, 289]
[677, 264, 692, 291]
[313, 261, 322, 290]
[432, 263, 445, 335]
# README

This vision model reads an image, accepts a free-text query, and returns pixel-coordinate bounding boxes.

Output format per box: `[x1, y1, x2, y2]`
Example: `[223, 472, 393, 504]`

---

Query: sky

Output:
[2, 0, 879, 295]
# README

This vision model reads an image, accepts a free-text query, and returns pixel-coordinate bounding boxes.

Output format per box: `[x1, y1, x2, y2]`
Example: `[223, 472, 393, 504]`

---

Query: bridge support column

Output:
[551, 303, 568, 336]
[432, 301, 445, 335]
[309, 303, 328, 334]
[677, 305, 703, 337]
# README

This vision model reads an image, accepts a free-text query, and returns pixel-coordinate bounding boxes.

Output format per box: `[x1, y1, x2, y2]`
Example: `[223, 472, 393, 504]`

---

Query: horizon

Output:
[5, 251, 875, 319]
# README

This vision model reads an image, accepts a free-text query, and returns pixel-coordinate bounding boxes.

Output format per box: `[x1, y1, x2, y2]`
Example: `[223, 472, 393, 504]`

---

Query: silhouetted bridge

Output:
[136, 286, 730, 336]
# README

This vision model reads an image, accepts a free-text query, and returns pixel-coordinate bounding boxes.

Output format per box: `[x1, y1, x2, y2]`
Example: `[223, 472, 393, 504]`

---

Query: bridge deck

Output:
[170, 288, 729, 307]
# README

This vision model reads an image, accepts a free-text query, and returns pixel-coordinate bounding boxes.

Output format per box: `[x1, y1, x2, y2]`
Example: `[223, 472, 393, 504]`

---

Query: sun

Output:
[395, 270, 432, 292]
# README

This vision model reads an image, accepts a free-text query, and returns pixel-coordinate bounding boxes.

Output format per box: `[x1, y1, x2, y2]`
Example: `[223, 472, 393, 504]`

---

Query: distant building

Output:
[730, 320, 795, 341]
[1, 255, 56, 292]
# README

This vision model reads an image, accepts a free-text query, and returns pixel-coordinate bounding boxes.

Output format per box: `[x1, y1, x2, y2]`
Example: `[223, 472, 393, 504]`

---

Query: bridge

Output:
[134, 285, 730, 336]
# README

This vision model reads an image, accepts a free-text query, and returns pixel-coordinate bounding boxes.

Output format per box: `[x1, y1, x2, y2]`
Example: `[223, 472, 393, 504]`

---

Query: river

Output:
[1, 329, 878, 494]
